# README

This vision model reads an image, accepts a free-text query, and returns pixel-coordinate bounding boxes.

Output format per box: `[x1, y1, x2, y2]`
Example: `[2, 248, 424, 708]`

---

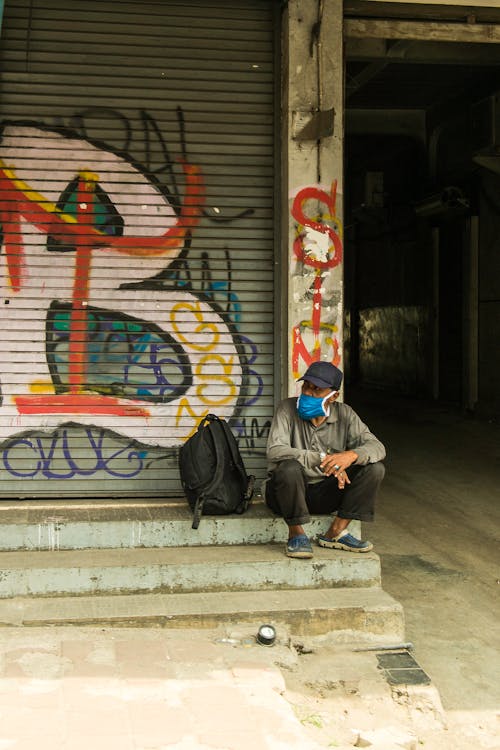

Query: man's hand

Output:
[320, 450, 358, 489]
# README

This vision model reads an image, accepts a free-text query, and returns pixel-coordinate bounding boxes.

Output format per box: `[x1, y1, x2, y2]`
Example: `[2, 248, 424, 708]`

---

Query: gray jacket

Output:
[265, 397, 386, 484]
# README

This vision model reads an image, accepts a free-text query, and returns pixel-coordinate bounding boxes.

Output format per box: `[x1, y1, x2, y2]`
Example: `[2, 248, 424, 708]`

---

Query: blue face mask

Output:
[296, 392, 334, 421]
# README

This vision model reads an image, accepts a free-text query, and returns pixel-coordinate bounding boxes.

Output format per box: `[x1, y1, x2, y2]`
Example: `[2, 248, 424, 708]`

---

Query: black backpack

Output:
[179, 413, 255, 529]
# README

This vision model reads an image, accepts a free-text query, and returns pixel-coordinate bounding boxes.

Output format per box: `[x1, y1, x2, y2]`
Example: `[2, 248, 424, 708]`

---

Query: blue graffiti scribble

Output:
[238, 334, 264, 407]
[125, 343, 189, 399]
[47, 305, 191, 403]
[2, 428, 146, 479]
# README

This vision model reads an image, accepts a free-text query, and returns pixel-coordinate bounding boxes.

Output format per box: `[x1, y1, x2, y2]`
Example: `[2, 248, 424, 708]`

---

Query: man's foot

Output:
[286, 533, 313, 558]
[318, 530, 373, 553]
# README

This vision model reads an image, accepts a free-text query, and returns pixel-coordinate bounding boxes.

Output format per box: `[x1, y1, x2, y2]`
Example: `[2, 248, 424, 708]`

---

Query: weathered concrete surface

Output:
[344, 387, 500, 749]
[0, 626, 327, 750]
[283, 0, 344, 394]
[0, 623, 487, 750]
[0, 543, 381, 598]
[0, 498, 361, 550]
[0, 587, 404, 642]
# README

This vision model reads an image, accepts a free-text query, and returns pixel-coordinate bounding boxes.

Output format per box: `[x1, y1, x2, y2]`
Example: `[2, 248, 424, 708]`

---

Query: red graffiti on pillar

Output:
[291, 180, 342, 269]
[290, 181, 343, 377]
[292, 323, 340, 374]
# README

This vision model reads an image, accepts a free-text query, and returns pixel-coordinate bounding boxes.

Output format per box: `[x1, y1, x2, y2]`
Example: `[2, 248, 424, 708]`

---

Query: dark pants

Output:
[265, 458, 385, 526]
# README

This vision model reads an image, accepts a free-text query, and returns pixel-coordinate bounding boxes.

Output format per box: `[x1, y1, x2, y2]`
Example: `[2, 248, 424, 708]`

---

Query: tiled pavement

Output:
[0, 626, 325, 750]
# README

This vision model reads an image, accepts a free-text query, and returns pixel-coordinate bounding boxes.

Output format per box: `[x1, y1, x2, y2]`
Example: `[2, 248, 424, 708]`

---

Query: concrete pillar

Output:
[282, 0, 344, 397]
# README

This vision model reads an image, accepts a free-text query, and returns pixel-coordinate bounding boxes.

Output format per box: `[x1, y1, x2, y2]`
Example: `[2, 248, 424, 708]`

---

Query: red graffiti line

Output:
[68, 173, 95, 394]
[311, 273, 322, 333]
[14, 394, 150, 417]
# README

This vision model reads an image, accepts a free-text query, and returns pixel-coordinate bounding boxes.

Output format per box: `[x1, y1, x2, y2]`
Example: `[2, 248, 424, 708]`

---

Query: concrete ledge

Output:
[0, 587, 405, 641]
[0, 498, 362, 551]
[0, 543, 381, 598]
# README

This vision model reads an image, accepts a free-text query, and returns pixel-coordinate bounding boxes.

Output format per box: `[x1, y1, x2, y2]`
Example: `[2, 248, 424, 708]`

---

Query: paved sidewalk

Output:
[0, 625, 326, 750]
[0, 623, 489, 750]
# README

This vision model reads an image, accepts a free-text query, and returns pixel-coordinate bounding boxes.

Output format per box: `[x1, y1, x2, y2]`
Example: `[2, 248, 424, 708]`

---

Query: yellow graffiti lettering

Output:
[176, 398, 209, 439]
[195, 354, 237, 405]
[170, 301, 220, 351]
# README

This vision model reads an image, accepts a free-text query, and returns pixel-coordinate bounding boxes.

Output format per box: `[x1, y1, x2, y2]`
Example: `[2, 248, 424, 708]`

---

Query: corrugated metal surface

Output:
[0, 0, 276, 497]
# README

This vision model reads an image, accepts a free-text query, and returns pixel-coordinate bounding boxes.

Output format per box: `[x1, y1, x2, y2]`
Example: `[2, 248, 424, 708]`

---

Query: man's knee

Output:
[350, 461, 385, 487]
[367, 461, 385, 482]
[273, 458, 304, 482]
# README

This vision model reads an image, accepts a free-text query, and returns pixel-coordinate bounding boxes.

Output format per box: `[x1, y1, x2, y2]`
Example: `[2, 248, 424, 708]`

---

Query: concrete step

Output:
[0, 497, 361, 551]
[0, 587, 405, 642]
[0, 543, 381, 598]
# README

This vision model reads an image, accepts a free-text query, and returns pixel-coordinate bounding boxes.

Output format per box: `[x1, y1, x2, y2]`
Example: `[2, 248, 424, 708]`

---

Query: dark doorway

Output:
[344, 4, 500, 414]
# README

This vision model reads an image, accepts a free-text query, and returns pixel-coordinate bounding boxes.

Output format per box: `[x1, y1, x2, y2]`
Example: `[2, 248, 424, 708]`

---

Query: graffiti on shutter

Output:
[0, 114, 264, 484]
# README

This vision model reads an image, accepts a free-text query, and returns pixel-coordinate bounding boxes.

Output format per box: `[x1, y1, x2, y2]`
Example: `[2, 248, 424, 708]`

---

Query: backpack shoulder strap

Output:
[218, 418, 247, 482]
[191, 414, 225, 529]
[218, 418, 255, 503]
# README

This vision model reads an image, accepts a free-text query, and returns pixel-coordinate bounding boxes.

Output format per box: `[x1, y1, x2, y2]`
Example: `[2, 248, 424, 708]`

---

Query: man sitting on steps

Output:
[264, 361, 386, 559]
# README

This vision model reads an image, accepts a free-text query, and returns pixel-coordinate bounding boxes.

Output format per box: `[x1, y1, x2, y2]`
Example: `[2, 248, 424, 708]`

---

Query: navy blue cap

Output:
[297, 361, 343, 390]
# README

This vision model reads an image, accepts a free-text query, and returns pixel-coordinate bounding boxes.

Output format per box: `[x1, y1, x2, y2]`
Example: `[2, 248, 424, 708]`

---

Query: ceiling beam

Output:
[360, 0, 500, 6]
[346, 108, 426, 142]
[346, 39, 415, 99]
[345, 18, 500, 44]
[346, 38, 500, 65]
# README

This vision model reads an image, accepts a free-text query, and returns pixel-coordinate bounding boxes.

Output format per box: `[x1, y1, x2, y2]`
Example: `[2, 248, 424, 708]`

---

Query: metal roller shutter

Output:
[0, 0, 277, 497]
